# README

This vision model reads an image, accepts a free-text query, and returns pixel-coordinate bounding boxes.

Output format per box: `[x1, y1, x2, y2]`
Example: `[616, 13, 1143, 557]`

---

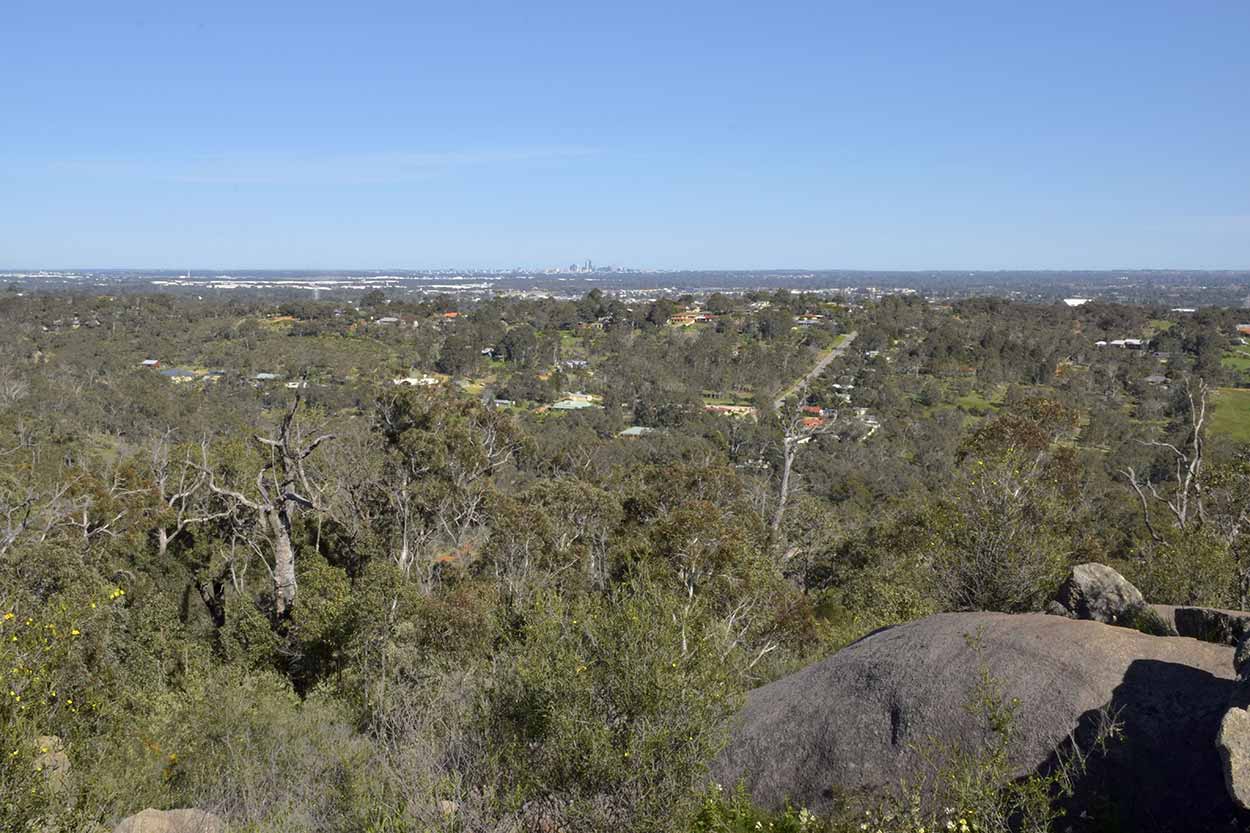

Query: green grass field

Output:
[1211, 387, 1250, 443]
[955, 390, 994, 412]
[1221, 351, 1250, 373]
[1146, 319, 1175, 336]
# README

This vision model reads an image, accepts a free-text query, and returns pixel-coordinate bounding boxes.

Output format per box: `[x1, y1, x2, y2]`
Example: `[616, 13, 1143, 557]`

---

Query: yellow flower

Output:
[70, 629, 80, 636]
[2, 612, 13, 621]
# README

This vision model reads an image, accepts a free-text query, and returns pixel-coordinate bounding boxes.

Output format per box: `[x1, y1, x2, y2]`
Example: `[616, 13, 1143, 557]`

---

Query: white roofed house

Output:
[393, 375, 439, 386]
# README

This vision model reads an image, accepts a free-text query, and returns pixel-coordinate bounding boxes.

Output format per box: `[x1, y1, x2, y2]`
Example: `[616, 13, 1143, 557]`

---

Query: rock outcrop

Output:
[1217, 627, 1250, 810]
[714, 612, 1246, 832]
[113, 809, 224, 833]
[1048, 562, 1145, 625]
[1149, 604, 1250, 646]
[1219, 707, 1250, 810]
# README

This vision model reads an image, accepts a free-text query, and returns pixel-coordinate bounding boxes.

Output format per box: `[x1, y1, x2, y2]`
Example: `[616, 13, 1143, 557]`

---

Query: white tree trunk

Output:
[268, 508, 298, 616]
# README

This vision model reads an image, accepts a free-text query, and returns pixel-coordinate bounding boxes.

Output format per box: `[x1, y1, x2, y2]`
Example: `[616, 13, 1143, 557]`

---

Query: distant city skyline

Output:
[3, 0, 1249, 270]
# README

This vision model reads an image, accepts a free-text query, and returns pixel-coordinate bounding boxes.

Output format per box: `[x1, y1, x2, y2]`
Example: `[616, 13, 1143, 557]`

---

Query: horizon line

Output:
[5, 266, 1250, 275]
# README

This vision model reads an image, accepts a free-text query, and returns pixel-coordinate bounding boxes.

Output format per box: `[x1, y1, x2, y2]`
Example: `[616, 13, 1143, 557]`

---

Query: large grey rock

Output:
[1151, 604, 1250, 647]
[1237, 633, 1250, 682]
[113, 809, 224, 833]
[1051, 562, 1144, 625]
[713, 612, 1246, 832]
[1219, 707, 1250, 810]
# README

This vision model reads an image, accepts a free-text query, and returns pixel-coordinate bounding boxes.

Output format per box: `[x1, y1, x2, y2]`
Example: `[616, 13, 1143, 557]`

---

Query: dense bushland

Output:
[2, 288, 1249, 830]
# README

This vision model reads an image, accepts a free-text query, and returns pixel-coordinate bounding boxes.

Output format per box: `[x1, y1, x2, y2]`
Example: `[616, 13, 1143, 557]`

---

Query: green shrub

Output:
[689, 784, 823, 833]
[484, 587, 741, 831]
[1125, 530, 1237, 608]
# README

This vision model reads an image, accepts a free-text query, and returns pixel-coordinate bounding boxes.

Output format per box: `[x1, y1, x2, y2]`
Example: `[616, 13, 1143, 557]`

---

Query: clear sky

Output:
[3, 0, 1249, 270]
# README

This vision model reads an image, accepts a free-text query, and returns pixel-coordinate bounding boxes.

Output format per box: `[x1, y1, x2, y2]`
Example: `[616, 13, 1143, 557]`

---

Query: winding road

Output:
[773, 330, 857, 410]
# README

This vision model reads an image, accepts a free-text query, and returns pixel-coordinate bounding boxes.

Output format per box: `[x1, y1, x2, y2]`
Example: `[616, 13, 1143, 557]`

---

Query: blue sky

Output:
[3, 0, 1249, 270]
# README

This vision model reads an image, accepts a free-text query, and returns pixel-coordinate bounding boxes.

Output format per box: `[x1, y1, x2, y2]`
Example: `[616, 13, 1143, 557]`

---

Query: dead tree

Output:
[1122, 376, 1209, 542]
[0, 481, 74, 558]
[202, 394, 334, 617]
[769, 397, 839, 555]
[149, 431, 231, 557]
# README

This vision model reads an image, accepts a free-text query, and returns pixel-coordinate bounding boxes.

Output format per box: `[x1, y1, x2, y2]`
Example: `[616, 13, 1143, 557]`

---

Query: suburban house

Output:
[668, 309, 714, 326]
[705, 404, 757, 417]
[140, 359, 160, 368]
[393, 375, 439, 387]
[159, 368, 197, 383]
[551, 392, 601, 410]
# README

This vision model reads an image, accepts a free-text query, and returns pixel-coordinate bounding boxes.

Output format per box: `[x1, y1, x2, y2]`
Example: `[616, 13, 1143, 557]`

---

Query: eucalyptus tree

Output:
[201, 393, 334, 617]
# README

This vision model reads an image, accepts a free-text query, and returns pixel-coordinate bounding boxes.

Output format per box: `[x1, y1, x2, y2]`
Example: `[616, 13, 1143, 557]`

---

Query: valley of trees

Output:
[3, 286, 1250, 831]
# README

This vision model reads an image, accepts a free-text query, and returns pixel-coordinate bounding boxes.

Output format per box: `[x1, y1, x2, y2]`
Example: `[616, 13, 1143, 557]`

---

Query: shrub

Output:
[1126, 529, 1237, 608]
[484, 587, 741, 831]
[1, 586, 120, 831]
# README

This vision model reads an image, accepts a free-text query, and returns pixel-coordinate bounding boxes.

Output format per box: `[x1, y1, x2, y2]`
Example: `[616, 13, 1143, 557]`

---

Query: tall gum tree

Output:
[201, 393, 334, 618]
